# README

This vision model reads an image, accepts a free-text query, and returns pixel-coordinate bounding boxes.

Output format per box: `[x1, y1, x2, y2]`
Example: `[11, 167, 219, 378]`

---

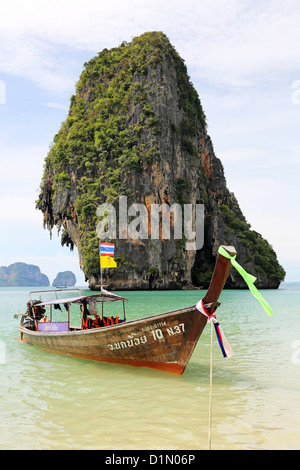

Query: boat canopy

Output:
[36, 289, 128, 307]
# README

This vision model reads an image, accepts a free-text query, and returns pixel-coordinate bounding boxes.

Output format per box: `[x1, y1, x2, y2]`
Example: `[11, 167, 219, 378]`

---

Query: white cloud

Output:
[224, 174, 300, 247]
[218, 147, 267, 163]
[43, 102, 69, 110]
[0, 195, 40, 223]
[184, 1, 300, 86]
[1, 0, 300, 92]
[0, 144, 47, 194]
[0, 35, 76, 93]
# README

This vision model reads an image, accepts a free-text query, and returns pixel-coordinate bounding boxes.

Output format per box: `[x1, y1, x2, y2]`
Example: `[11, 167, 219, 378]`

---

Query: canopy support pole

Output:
[208, 320, 213, 450]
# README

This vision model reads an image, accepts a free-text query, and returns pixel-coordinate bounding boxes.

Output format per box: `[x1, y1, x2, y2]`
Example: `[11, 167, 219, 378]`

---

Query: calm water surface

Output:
[0, 285, 299, 450]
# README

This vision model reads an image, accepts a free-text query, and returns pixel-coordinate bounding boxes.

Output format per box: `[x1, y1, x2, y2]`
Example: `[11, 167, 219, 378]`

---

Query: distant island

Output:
[52, 271, 76, 287]
[0, 262, 50, 287]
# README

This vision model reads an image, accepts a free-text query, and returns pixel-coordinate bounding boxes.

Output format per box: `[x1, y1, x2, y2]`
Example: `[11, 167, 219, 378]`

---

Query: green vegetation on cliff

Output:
[0, 263, 50, 287]
[37, 31, 285, 289]
[38, 32, 207, 278]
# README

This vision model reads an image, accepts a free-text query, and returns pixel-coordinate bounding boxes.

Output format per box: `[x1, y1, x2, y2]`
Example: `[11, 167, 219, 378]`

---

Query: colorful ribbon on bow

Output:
[195, 299, 234, 358]
[218, 246, 273, 316]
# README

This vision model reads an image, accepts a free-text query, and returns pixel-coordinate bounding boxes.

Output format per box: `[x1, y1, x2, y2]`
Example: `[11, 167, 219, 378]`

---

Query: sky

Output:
[0, 0, 299, 285]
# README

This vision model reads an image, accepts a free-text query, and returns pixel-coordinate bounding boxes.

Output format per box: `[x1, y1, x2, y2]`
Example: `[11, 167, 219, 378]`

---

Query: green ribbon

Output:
[218, 246, 273, 316]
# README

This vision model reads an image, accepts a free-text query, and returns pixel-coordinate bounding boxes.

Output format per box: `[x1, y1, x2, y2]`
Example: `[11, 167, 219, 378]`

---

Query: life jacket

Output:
[82, 316, 92, 330]
[102, 316, 118, 326]
[92, 315, 102, 328]
[40, 316, 49, 323]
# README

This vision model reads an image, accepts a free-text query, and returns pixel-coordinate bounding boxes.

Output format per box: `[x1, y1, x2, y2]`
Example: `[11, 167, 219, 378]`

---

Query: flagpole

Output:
[99, 241, 103, 292]
[99, 242, 117, 293]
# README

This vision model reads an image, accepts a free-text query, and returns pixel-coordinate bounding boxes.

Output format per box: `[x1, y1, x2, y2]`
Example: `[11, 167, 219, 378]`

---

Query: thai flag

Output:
[100, 242, 115, 256]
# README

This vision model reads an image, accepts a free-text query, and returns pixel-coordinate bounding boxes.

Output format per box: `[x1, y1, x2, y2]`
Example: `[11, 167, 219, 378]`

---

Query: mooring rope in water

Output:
[208, 319, 213, 450]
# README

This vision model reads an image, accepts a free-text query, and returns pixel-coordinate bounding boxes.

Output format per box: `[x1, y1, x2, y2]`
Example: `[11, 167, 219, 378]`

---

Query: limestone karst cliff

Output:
[0, 263, 50, 287]
[36, 31, 285, 290]
[52, 271, 76, 287]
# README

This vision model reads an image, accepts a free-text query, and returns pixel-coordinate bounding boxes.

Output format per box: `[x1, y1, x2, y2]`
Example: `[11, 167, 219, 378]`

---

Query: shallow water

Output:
[0, 286, 299, 450]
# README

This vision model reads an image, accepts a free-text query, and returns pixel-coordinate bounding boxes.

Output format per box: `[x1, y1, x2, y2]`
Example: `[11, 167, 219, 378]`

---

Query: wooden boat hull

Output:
[19, 306, 207, 374]
[18, 245, 238, 374]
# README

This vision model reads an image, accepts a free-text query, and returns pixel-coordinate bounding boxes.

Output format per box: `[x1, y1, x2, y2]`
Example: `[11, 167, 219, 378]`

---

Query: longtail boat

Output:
[16, 245, 236, 374]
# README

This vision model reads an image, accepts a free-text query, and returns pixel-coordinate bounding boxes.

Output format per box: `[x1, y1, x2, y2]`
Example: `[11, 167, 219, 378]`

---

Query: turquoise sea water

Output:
[0, 285, 300, 450]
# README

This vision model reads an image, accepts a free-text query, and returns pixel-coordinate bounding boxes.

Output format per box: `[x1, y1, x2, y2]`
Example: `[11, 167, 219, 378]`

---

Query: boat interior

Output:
[19, 288, 127, 333]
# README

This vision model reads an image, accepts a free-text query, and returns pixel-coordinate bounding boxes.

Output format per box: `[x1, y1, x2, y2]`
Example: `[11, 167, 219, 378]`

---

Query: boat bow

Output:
[17, 245, 236, 374]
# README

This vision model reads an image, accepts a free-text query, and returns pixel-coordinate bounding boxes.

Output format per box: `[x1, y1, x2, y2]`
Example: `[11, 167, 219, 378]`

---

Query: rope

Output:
[208, 319, 213, 450]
